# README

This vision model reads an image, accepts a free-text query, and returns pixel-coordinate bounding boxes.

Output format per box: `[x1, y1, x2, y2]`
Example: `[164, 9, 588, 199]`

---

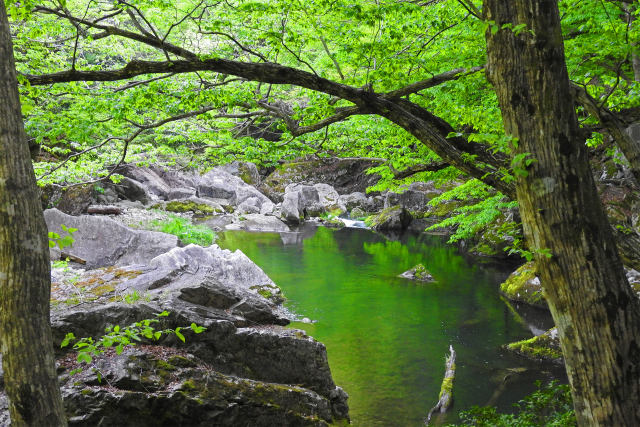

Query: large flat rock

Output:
[45, 208, 179, 268]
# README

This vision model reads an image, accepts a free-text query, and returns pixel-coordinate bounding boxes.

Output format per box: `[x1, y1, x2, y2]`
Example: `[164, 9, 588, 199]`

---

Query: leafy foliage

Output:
[149, 215, 216, 246]
[453, 381, 576, 427]
[48, 223, 76, 250]
[60, 311, 206, 376]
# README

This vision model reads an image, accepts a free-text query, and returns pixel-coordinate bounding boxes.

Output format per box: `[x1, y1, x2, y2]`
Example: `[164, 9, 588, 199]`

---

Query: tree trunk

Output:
[484, 1, 640, 425]
[0, 3, 67, 426]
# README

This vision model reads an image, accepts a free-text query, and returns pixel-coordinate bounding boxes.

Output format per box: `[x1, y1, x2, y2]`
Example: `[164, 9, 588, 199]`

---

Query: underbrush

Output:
[150, 215, 215, 246]
[453, 381, 575, 426]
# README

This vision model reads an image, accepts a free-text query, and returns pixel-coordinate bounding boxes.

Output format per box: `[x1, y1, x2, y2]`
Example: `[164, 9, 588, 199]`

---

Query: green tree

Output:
[485, 0, 640, 424]
[0, 1, 67, 425]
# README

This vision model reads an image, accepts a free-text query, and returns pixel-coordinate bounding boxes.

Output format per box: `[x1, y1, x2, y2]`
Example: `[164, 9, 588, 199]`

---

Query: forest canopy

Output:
[9, 0, 640, 196]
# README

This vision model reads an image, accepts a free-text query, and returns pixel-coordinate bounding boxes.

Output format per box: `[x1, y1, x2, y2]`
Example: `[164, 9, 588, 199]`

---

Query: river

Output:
[218, 224, 564, 426]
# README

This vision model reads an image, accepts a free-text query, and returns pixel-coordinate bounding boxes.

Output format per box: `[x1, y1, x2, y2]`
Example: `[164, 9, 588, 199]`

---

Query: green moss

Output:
[249, 284, 284, 303]
[506, 330, 563, 362]
[153, 200, 216, 216]
[366, 206, 405, 228]
[91, 284, 116, 296]
[427, 200, 465, 217]
[155, 359, 177, 372]
[438, 370, 454, 399]
[167, 355, 196, 368]
[500, 261, 546, 308]
[180, 379, 197, 390]
[414, 264, 430, 280]
[257, 289, 272, 299]
[238, 163, 256, 184]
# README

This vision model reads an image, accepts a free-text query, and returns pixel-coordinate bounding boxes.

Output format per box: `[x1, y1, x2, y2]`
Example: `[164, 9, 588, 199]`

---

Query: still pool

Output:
[218, 225, 564, 426]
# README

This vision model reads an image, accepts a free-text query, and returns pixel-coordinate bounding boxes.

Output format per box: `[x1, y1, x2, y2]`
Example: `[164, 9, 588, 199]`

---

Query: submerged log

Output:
[426, 345, 456, 425]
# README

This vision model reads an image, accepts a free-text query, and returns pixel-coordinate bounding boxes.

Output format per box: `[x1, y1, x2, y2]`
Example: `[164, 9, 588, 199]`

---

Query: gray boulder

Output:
[198, 169, 274, 214]
[368, 206, 413, 231]
[281, 191, 302, 224]
[280, 184, 348, 224]
[47, 243, 349, 424]
[236, 197, 262, 214]
[339, 191, 384, 215]
[114, 177, 151, 204]
[119, 166, 171, 200]
[384, 182, 443, 214]
[226, 214, 290, 232]
[167, 187, 197, 200]
[314, 183, 345, 214]
[60, 348, 338, 426]
[260, 157, 382, 202]
[45, 208, 178, 268]
[219, 161, 262, 186]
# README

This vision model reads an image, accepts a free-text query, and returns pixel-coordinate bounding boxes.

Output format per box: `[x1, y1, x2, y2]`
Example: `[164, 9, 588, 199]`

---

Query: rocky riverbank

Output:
[23, 154, 640, 421]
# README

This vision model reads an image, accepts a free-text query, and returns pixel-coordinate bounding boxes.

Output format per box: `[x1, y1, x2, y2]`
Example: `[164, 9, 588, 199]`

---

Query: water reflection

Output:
[218, 225, 565, 426]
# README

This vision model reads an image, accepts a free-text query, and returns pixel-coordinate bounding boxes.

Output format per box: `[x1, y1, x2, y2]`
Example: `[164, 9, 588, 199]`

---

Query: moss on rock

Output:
[500, 261, 547, 309]
[506, 328, 563, 364]
[366, 206, 412, 231]
[153, 200, 217, 215]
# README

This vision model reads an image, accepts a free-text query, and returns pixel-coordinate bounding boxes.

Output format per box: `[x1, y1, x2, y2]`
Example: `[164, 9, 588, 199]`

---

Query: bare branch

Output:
[390, 161, 450, 179]
[199, 30, 268, 62]
[386, 66, 484, 98]
[37, 136, 124, 181]
[33, 6, 199, 60]
[113, 73, 176, 92]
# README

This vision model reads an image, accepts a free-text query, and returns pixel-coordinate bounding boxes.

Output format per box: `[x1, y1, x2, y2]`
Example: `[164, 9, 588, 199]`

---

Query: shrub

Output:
[454, 381, 575, 426]
[150, 215, 215, 246]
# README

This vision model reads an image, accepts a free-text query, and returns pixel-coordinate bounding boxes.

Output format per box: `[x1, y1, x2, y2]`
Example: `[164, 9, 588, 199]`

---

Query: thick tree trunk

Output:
[484, 1, 640, 425]
[0, 3, 67, 426]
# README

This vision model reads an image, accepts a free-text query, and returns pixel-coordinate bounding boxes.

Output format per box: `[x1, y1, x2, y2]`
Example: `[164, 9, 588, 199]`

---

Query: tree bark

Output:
[484, 1, 640, 425]
[0, 3, 67, 426]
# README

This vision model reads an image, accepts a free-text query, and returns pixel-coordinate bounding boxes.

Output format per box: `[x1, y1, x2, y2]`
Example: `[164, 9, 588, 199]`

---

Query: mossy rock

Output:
[153, 200, 217, 216]
[399, 263, 435, 282]
[500, 261, 547, 309]
[427, 199, 466, 218]
[249, 284, 285, 304]
[505, 328, 563, 364]
[366, 206, 412, 231]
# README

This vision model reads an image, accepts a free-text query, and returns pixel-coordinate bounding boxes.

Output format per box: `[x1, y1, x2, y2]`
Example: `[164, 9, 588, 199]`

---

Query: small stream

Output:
[218, 224, 565, 426]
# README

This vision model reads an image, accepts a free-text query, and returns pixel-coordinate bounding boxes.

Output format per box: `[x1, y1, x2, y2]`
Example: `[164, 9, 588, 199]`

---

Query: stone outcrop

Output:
[45, 208, 179, 268]
[280, 184, 344, 225]
[260, 157, 382, 202]
[43, 243, 349, 425]
[59, 346, 340, 426]
[218, 161, 262, 186]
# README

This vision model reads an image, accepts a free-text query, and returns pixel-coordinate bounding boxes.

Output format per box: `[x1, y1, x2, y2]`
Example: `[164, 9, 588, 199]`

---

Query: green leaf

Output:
[77, 352, 92, 364]
[60, 332, 75, 348]
[175, 327, 185, 343]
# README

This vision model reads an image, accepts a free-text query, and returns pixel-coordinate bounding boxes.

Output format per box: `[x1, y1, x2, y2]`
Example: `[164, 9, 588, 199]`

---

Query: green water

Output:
[218, 225, 563, 426]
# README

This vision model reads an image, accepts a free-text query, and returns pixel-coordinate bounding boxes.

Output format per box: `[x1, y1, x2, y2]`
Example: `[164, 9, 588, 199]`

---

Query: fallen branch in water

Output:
[426, 345, 456, 425]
